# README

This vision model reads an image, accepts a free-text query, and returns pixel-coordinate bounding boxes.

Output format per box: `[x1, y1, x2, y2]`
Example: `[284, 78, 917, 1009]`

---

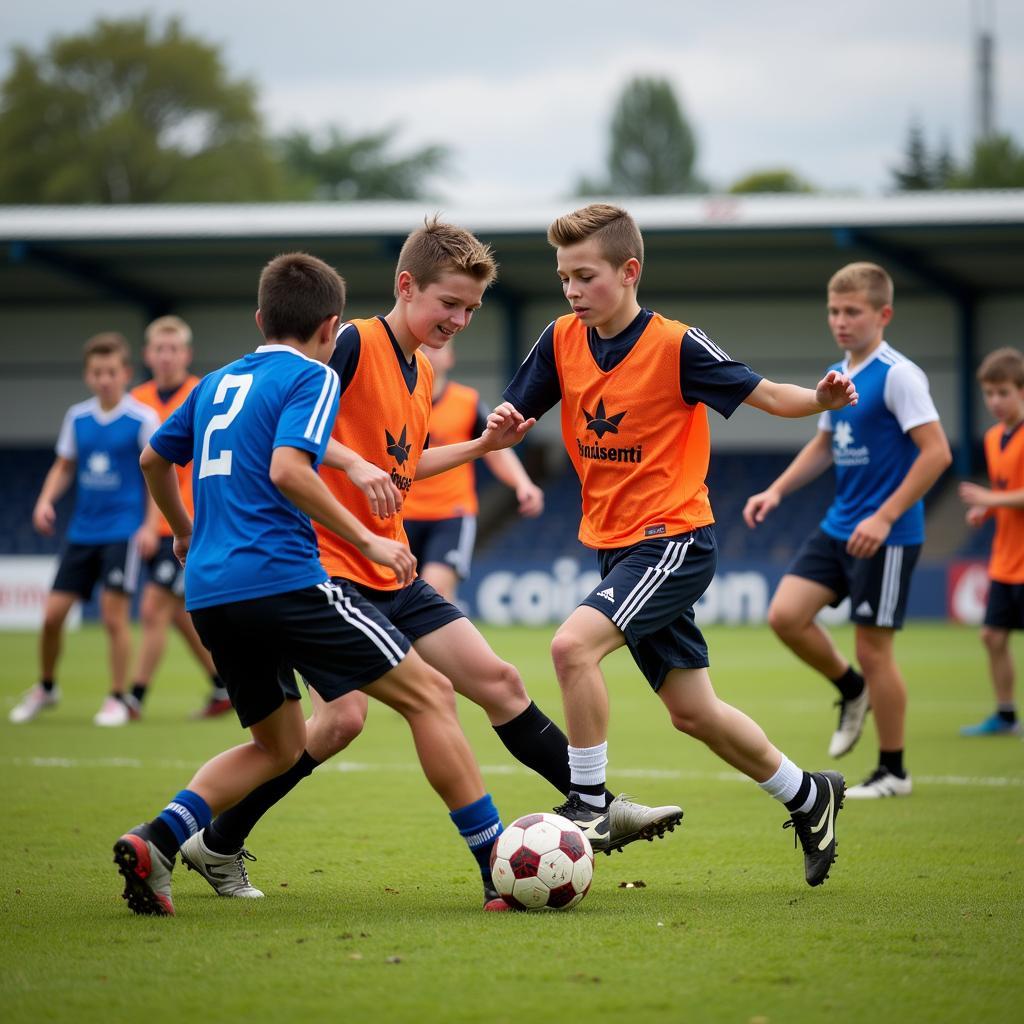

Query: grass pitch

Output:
[1, 622, 1022, 1023]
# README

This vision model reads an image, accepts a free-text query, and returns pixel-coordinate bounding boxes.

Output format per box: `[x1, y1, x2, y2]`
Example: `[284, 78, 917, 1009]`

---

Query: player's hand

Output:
[815, 371, 858, 411]
[516, 482, 544, 517]
[846, 513, 891, 559]
[172, 533, 192, 567]
[363, 536, 416, 587]
[347, 456, 402, 518]
[135, 524, 160, 560]
[32, 500, 57, 536]
[958, 481, 995, 508]
[482, 405, 535, 452]
[743, 488, 781, 528]
[965, 505, 988, 528]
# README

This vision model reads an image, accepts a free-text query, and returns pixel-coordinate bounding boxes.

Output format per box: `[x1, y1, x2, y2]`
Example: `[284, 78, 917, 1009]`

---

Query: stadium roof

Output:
[2, 190, 1023, 312]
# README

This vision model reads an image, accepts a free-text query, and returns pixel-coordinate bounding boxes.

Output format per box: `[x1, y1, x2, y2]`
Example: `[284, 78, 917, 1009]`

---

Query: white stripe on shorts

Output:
[317, 582, 406, 666]
[877, 546, 904, 628]
[447, 516, 477, 579]
[612, 537, 692, 632]
[123, 536, 142, 594]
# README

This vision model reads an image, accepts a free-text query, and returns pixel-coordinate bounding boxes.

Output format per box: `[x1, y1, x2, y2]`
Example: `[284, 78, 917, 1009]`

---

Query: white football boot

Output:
[9, 684, 60, 723]
[828, 687, 871, 758]
[180, 831, 264, 898]
[845, 766, 912, 799]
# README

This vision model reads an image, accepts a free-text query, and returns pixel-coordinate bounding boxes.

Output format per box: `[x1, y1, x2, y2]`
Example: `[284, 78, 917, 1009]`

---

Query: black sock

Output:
[204, 750, 320, 854]
[140, 818, 179, 862]
[879, 749, 905, 778]
[784, 771, 815, 813]
[830, 666, 865, 701]
[493, 702, 614, 806]
[40, 679, 55, 693]
[131, 683, 148, 705]
[997, 706, 1017, 725]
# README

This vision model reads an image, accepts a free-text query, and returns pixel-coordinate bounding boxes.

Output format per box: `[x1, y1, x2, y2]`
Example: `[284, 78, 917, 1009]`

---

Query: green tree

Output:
[277, 126, 448, 200]
[953, 133, 1024, 188]
[728, 168, 814, 194]
[891, 119, 935, 191]
[578, 76, 703, 195]
[0, 17, 286, 203]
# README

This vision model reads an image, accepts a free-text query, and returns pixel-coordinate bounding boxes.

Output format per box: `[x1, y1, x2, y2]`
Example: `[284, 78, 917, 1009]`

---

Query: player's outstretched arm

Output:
[140, 444, 193, 562]
[742, 431, 834, 528]
[959, 480, 1024, 511]
[270, 446, 415, 585]
[744, 372, 858, 418]
[482, 448, 544, 517]
[416, 404, 536, 481]
[32, 456, 76, 536]
[322, 439, 402, 519]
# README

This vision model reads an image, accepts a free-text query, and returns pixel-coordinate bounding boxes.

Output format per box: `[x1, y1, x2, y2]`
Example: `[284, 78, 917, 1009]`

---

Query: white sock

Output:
[568, 742, 608, 810]
[758, 755, 817, 812]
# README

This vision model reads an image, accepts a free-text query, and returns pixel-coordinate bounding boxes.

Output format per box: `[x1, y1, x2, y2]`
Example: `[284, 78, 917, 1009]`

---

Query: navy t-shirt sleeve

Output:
[502, 321, 561, 421]
[150, 387, 199, 467]
[328, 323, 362, 400]
[275, 363, 341, 467]
[680, 327, 762, 418]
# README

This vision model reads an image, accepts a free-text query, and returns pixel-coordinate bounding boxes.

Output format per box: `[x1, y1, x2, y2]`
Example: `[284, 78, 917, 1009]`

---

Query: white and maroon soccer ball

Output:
[489, 812, 594, 910]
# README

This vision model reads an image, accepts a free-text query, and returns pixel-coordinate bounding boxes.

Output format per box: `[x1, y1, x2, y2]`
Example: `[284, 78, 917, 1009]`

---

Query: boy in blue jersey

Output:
[11, 334, 160, 728]
[745, 262, 952, 798]
[112, 252, 506, 916]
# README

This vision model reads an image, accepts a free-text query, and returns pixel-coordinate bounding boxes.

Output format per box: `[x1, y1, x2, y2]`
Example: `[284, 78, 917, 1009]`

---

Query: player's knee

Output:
[854, 635, 891, 674]
[766, 599, 801, 637]
[101, 606, 129, 633]
[666, 704, 714, 740]
[481, 659, 527, 713]
[980, 627, 1008, 653]
[318, 701, 367, 754]
[396, 663, 458, 719]
[550, 629, 593, 680]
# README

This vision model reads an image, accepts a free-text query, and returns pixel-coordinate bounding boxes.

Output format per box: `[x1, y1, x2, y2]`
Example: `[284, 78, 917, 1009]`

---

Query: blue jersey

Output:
[818, 341, 940, 546]
[56, 396, 159, 544]
[150, 345, 340, 611]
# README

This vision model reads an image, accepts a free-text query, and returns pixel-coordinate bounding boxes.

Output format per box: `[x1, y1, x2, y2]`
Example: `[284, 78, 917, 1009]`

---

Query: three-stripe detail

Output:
[316, 582, 406, 666]
[304, 368, 339, 445]
[876, 546, 904, 627]
[611, 537, 694, 631]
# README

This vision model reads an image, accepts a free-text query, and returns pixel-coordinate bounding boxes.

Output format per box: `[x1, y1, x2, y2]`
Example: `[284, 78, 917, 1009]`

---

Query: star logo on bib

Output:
[385, 425, 412, 465]
[582, 398, 627, 439]
[834, 421, 854, 451]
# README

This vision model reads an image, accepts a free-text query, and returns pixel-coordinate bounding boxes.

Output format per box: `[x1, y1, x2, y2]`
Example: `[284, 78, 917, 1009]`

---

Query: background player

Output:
[114, 251, 506, 916]
[958, 347, 1024, 737]
[130, 315, 230, 719]
[403, 340, 544, 603]
[745, 262, 952, 798]
[497, 203, 857, 887]
[11, 333, 159, 727]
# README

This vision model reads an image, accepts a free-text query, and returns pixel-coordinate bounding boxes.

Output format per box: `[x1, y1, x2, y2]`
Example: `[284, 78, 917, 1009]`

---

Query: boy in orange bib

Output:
[497, 203, 859, 887]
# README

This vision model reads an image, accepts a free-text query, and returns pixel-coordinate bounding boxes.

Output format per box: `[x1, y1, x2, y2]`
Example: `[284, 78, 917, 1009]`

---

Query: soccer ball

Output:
[490, 812, 594, 910]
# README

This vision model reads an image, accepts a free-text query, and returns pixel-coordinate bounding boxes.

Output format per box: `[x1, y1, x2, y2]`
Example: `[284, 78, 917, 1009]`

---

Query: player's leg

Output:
[129, 581, 174, 712]
[10, 589, 77, 723]
[961, 582, 1021, 736]
[413, 515, 474, 605]
[191, 687, 368, 891]
[658, 665, 844, 887]
[419, 562, 458, 602]
[94, 588, 136, 726]
[768, 531, 869, 756]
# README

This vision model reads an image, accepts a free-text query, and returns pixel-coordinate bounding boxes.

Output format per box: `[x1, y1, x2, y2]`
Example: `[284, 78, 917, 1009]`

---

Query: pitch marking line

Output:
[5, 756, 1023, 789]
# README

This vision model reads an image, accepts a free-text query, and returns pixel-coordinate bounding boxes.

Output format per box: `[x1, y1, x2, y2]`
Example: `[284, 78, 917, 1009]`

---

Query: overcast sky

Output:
[2, 1, 1022, 204]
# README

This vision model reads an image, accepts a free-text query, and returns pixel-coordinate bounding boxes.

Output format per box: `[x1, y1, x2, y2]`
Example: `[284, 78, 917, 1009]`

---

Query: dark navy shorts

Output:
[404, 516, 477, 580]
[580, 526, 717, 691]
[787, 528, 921, 630]
[983, 580, 1024, 630]
[146, 536, 185, 597]
[345, 576, 466, 641]
[53, 539, 141, 599]
[190, 580, 410, 729]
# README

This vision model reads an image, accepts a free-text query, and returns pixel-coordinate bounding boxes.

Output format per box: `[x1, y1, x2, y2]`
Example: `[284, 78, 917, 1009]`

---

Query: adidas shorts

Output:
[345, 576, 466, 640]
[579, 526, 717, 691]
[52, 539, 141, 599]
[146, 536, 185, 597]
[786, 528, 921, 630]
[983, 580, 1024, 631]
[190, 580, 411, 728]
[404, 516, 477, 580]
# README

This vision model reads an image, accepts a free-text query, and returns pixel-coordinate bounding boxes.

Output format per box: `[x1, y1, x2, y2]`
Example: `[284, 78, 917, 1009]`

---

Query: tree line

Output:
[1, 17, 1021, 205]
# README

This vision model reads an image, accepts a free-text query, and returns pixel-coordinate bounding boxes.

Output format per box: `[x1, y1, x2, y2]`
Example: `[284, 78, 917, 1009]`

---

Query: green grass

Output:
[1, 622, 1022, 1023]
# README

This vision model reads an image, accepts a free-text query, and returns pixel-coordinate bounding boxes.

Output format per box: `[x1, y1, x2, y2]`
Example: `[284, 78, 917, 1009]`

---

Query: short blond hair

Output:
[145, 315, 192, 346]
[394, 217, 497, 296]
[828, 262, 893, 309]
[547, 203, 644, 275]
[978, 347, 1024, 388]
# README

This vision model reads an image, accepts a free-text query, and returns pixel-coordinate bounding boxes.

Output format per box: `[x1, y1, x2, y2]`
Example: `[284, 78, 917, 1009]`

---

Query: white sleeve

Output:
[55, 408, 77, 459]
[817, 410, 832, 432]
[137, 409, 160, 449]
[883, 361, 940, 433]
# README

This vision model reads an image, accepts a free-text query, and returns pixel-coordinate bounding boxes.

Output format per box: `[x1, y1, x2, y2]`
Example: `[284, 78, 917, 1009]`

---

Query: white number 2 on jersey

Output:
[199, 373, 253, 479]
